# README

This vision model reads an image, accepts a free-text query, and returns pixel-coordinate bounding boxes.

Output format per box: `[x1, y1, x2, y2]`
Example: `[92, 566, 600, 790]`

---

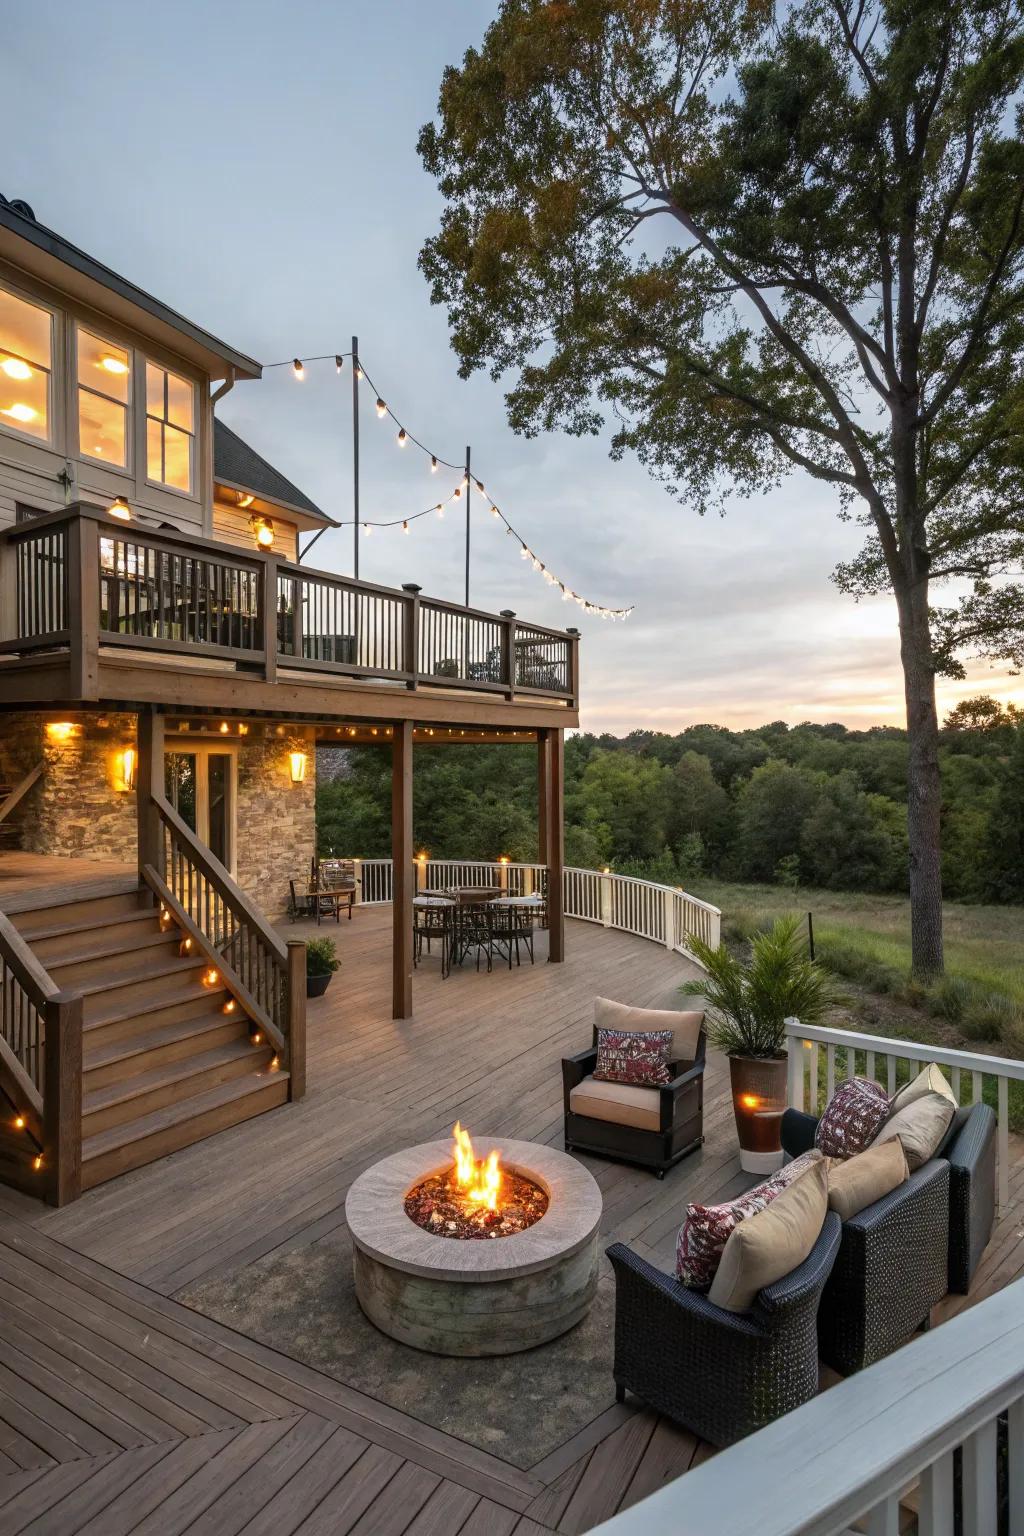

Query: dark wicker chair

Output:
[781, 1109, 950, 1375]
[563, 1024, 706, 1177]
[783, 1099, 995, 1296]
[606, 1213, 842, 1447]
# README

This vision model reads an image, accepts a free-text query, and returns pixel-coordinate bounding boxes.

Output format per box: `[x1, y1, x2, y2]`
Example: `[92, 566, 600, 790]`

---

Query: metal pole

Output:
[807, 910, 815, 961]
[463, 445, 472, 605]
[352, 334, 360, 581]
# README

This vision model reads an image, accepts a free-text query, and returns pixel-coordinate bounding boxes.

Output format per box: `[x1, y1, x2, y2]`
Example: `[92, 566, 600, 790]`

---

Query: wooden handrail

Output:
[0, 908, 63, 1009]
[0, 761, 43, 824]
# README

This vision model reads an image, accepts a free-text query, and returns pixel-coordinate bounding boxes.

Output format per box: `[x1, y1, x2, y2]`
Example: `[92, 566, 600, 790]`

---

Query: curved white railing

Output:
[342, 858, 721, 958]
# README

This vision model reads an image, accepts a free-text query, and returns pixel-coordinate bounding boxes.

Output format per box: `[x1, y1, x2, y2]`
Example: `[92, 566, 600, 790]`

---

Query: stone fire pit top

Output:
[345, 1137, 603, 1283]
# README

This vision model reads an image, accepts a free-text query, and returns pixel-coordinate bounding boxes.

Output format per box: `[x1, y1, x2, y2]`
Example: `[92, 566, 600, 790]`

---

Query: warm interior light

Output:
[251, 514, 275, 548]
[100, 356, 129, 375]
[740, 1094, 761, 1110]
[237, 492, 254, 509]
[2, 403, 36, 422]
[289, 751, 307, 784]
[219, 721, 230, 734]
[46, 721, 78, 742]
[108, 495, 132, 521]
[1, 357, 32, 380]
[119, 747, 136, 791]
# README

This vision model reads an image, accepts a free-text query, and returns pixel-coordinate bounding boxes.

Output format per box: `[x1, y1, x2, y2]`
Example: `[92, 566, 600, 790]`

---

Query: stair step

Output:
[84, 983, 235, 1044]
[11, 887, 146, 933]
[81, 1072, 290, 1190]
[44, 929, 182, 984]
[83, 1040, 274, 1133]
[75, 956, 219, 1024]
[84, 1010, 250, 1086]
[27, 907, 159, 953]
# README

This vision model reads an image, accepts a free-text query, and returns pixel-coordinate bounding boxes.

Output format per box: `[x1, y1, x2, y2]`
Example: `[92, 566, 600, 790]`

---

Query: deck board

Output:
[0, 902, 1020, 1533]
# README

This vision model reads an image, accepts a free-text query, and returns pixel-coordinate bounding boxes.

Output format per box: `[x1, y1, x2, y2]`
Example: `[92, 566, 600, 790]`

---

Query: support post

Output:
[286, 939, 306, 1101]
[136, 707, 165, 884]
[261, 553, 278, 682]
[545, 728, 565, 963]
[537, 732, 551, 868]
[43, 991, 82, 1206]
[67, 511, 100, 701]
[402, 583, 421, 689]
[352, 334, 360, 581]
[500, 609, 516, 700]
[392, 720, 414, 1019]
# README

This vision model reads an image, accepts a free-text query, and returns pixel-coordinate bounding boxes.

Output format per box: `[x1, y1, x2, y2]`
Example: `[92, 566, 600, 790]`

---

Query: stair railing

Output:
[0, 911, 82, 1205]
[144, 791, 305, 1099]
[0, 760, 44, 825]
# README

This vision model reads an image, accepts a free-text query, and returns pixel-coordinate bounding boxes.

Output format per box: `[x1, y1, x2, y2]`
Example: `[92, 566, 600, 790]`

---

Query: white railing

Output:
[339, 858, 721, 957]
[593, 1273, 1024, 1535]
[786, 1020, 1023, 1210]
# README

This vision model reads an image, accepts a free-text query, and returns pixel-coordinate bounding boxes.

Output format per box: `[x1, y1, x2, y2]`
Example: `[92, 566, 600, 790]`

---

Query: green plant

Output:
[928, 975, 976, 1025]
[687, 916, 845, 1060]
[305, 937, 340, 977]
[774, 854, 802, 890]
[961, 992, 1021, 1044]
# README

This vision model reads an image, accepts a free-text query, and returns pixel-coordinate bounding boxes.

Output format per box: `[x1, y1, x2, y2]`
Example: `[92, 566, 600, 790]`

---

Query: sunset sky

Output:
[9, 0, 1021, 735]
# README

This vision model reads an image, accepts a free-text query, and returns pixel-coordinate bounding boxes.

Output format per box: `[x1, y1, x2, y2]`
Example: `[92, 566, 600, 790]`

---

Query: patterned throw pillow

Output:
[593, 1026, 673, 1087]
[674, 1154, 823, 1289]
[814, 1077, 889, 1160]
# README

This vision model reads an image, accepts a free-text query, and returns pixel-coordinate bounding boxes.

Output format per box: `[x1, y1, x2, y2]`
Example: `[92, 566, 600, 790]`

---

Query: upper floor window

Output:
[146, 362, 194, 492]
[77, 328, 130, 466]
[0, 286, 52, 442]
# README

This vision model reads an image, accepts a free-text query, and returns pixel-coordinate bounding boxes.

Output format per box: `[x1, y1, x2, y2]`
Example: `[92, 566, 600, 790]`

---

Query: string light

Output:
[402, 520, 410, 534]
[335, 355, 344, 373]
[397, 428, 407, 446]
[375, 398, 387, 417]
[431, 455, 438, 472]
[292, 359, 304, 380]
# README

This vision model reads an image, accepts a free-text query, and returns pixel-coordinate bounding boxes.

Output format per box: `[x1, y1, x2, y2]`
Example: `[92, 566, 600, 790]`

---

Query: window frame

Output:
[74, 324, 133, 472]
[0, 278, 56, 449]
[145, 360, 196, 498]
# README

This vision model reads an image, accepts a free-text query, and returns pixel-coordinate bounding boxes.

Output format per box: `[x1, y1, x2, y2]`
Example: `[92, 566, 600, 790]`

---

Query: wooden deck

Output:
[1, 904, 1021, 1534]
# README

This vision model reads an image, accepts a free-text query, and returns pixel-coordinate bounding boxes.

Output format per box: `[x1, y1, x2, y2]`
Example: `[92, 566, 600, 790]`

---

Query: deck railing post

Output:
[136, 708, 166, 884]
[43, 990, 82, 1206]
[67, 510, 100, 701]
[261, 553, 279, 683]
[500, 610, 516, 700]
[662, 887, 675, 950]
[286, 939, 306, 1102]
[352, 858, 363, 906]
[402, 584, 421, 689]
[600, 871, 613, 928]
[0, 528, 17, 644]
[566, 627, 581, 708]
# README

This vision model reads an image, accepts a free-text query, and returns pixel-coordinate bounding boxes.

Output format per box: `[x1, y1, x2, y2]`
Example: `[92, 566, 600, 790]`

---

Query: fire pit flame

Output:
[453, 1122, 502, 1211]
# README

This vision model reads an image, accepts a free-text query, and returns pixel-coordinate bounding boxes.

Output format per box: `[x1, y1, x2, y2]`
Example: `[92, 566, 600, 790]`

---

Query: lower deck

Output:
[0, 905, 1022, 1534]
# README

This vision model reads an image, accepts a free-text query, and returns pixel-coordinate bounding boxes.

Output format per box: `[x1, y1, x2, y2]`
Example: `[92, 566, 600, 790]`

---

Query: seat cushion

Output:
[889, 1062, 958, 1115]
[814, 1077, 889, 1159]
[827, 1139, 908, 1221]
[872, 1092, 956, 1171]
[594, 1025, 673, 1087]
[595, 996, 703, 1065]
[709, 1159, 829, 1312]
[569, 1075, 661, 1132]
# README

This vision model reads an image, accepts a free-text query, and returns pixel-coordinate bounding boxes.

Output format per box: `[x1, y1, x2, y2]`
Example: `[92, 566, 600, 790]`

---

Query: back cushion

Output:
[595, 996, 703, 1066]
[872, 1092, 956, 1171]
[814, 1077, 889, 1159]
[708, 1159, 829, 1312]
[675, 1150, 823, 1289]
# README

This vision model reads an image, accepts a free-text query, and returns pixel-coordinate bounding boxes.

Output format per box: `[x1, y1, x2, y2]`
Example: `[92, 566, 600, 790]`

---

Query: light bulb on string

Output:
[491, 506, 500, 519]
[520, 544, 529, 560]
[335, 355, 344, 373]
[430, 456, 438, 473]
[363, 523, 372, 536]
[397, 428, 407, 447]
[402, 520, 410, 534]
[436, 504, 444, 518]
[453, 486, 461, 500]
[375, 398, 387, 417]
[355, 365, 363, 380]
[476, 480, 486, 497]
[292, 359, 304, 380]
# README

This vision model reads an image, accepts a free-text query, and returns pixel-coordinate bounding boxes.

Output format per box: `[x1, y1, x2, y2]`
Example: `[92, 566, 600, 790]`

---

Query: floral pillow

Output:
[676, 1151, 823, 1289]
[814, 1077, 889, 1159]
[594, 1026, 673, 1088]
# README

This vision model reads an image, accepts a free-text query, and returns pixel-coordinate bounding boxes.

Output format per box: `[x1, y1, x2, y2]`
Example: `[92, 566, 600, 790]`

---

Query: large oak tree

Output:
[418, 0, 1024, 975]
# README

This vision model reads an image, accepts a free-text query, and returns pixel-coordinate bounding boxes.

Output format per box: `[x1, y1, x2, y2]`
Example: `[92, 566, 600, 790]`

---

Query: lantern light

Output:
[108, 495, 132, 521]
[289, 751, 308, 784]
[119, 747, 136, 792]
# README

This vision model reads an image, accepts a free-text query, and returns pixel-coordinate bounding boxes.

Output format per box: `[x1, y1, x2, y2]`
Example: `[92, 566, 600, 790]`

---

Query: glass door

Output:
[164, 745, 236, 873]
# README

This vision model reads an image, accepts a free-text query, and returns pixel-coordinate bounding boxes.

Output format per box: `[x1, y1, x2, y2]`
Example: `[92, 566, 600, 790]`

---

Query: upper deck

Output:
[0, 502, 580, 729]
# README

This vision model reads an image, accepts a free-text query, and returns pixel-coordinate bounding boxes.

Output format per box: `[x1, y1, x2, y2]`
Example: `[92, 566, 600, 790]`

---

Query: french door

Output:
[164, 745, 237, 875]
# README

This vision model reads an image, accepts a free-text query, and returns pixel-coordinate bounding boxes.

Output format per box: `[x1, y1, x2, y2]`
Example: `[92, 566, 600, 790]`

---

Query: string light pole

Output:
[464, 444, 471, 609]
[352, 335, 360, 581]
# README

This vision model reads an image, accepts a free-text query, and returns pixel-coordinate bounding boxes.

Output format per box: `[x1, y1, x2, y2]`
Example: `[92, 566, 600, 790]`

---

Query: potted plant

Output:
[305, 937, 340, 999]
[687, 916, 842, 1173]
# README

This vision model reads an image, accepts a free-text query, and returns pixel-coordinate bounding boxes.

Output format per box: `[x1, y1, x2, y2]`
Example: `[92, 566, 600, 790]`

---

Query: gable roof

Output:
[214, 419, 335, 524]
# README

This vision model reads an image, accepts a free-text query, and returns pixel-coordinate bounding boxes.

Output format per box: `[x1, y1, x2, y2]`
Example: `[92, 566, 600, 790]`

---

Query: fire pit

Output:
[345, 1127, 602, 1357]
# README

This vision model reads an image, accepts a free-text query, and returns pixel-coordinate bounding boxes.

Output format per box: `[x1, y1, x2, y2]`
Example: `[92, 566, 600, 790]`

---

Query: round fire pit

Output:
[345, 1137, 603, 1357]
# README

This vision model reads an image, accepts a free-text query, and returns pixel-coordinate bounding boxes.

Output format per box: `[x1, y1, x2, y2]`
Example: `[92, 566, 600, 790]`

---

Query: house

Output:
[0, 193, 578, 1203]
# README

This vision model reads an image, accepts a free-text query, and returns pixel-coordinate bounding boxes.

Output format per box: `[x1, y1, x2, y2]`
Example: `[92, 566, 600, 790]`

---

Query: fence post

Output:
[599, 870, 613, 928]
[708, 907, 722, 950]
[67, 511, 100, 701]
[566, 626, 581, 705]
[415, 855, 427, 892]
[352, 858, 363, 906]
[261, 554, 279, 683]
[786, 1021, 804, 1112]
[44, 991, 82, 1206]
[402, 584, 421, 690]
[286, 939, 306, 1102]
[500, 610, 516, 700]
[662, 888, 675, 950]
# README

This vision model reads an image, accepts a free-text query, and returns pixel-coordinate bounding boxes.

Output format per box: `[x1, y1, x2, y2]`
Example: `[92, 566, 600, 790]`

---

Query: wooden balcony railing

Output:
[0, 503, 580, 706]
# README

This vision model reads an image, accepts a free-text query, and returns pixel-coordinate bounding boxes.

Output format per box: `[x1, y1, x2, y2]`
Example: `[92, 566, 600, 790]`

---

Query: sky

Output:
[7, 0, 1021, 736]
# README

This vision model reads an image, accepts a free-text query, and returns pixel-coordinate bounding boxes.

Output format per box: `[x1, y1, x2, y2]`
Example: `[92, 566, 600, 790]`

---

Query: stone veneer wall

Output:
[234, 725, 316, 916]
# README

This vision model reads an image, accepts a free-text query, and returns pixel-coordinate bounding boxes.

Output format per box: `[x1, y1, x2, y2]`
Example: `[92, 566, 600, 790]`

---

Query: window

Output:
[146, 362, 194, 492]
[77, 328, 130, 465]
[0, 285, 52, 441]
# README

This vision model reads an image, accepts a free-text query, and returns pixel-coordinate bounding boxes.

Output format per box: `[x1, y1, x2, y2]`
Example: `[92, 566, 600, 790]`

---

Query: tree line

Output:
[316, 697, 1024, 905]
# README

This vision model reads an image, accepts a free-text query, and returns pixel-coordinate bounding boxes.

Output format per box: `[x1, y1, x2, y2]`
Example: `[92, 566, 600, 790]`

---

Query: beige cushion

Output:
[872, 1092, 955, 1171]
[889, 1062, 957, 1115]
[569, 1074, 661, 1132]
[595, 997, 703, 1065]
[708, 1159, 828, 1313]
[827, 1140, 908, 1221]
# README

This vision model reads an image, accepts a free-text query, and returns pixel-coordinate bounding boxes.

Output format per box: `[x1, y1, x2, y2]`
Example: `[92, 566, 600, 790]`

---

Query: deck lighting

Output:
[46, 721, 80, 742]
[292, 359, 304, 379]
[14, 1115, 25, 1130]
[397, 428, 407, 446]
[237, 493, 254, 509]
[375, 397, 387, 417]
[436, 504, 444, 518]
[118, 747, 136, 792]
[430, 455, 438, 472]
[402, 520, 410, 534]
[33, 1155, 42, 1171]
[203, 968, 219, 987]
[250, 515, 275, 549]
[108, 495, 132, 520]
[289, 751, 308, 784]
[335, 355, 344, 373]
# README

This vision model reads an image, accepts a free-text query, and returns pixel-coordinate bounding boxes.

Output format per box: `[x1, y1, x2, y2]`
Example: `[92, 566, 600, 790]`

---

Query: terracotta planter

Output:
[306, 970, 334, 999]
[729, 1056, 789, 1175]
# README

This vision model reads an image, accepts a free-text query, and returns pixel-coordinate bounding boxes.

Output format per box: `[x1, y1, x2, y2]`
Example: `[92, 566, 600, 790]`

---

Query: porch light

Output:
[237, 492, 254, 509]
[289, 751, 308, 784]
[108, 495, 132, 520]
[46, 721, 80, 742]
[250, 514, 275, 549]
[118, 747, 136, 792]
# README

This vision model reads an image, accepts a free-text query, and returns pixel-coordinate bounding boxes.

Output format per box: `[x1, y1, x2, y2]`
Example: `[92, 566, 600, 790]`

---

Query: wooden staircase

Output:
[8, 886, 290, 1191]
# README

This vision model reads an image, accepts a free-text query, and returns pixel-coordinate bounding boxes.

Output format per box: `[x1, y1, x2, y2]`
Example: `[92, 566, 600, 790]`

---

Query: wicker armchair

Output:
[781, 1110, 950, 1375]
[783, 1100, 994, 1296]
[606, 1213, 842, 1448]
[563, 1023, 706, 1177]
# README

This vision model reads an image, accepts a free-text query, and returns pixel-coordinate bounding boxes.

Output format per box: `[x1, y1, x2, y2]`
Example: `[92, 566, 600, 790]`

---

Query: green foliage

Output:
[305, 937, 340, 977]
[983, 722, 1024, 903]
[686, 916, 844, 1059]
[774, 854, 802, 889]
[961, 991, 1022, 1044]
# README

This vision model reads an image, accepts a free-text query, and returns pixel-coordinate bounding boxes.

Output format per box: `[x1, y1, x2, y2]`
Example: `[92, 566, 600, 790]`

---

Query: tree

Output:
[982, 721, 1024, 902]
[570, 749, 671, 860]
[943, 695, 1016, 732]
[799, 770, 903, 889]
[732, 760, 823, 882]
[419, 0, 1024, 975]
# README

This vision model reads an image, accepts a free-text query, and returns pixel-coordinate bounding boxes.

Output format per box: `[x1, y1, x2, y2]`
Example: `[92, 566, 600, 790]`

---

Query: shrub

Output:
[815, 932, 904, 995]
[960, 991, 1022, 1043]
[928, 974, 977, 1024]
[306, 937, 340, 977]
[722, 907, 775, 945]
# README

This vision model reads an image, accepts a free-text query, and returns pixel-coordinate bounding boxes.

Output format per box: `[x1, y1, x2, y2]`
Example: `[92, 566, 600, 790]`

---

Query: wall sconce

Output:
[237, 492, 254, 510]
[108, 495, 132, 521]
[118, 747, 137, 792]
[250, 514, 275, 549]
[498, 856, 509, 866]
[289, 751, 307, 784]
[45, 721, 81, 742]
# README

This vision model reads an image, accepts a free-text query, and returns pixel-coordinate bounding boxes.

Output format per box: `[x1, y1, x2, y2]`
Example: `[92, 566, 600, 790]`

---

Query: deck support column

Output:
[136, 708, 165, 885]
[537, 732, 551, 869]
[392, 720, 414, 1019]
[541, 728, 565, 963]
